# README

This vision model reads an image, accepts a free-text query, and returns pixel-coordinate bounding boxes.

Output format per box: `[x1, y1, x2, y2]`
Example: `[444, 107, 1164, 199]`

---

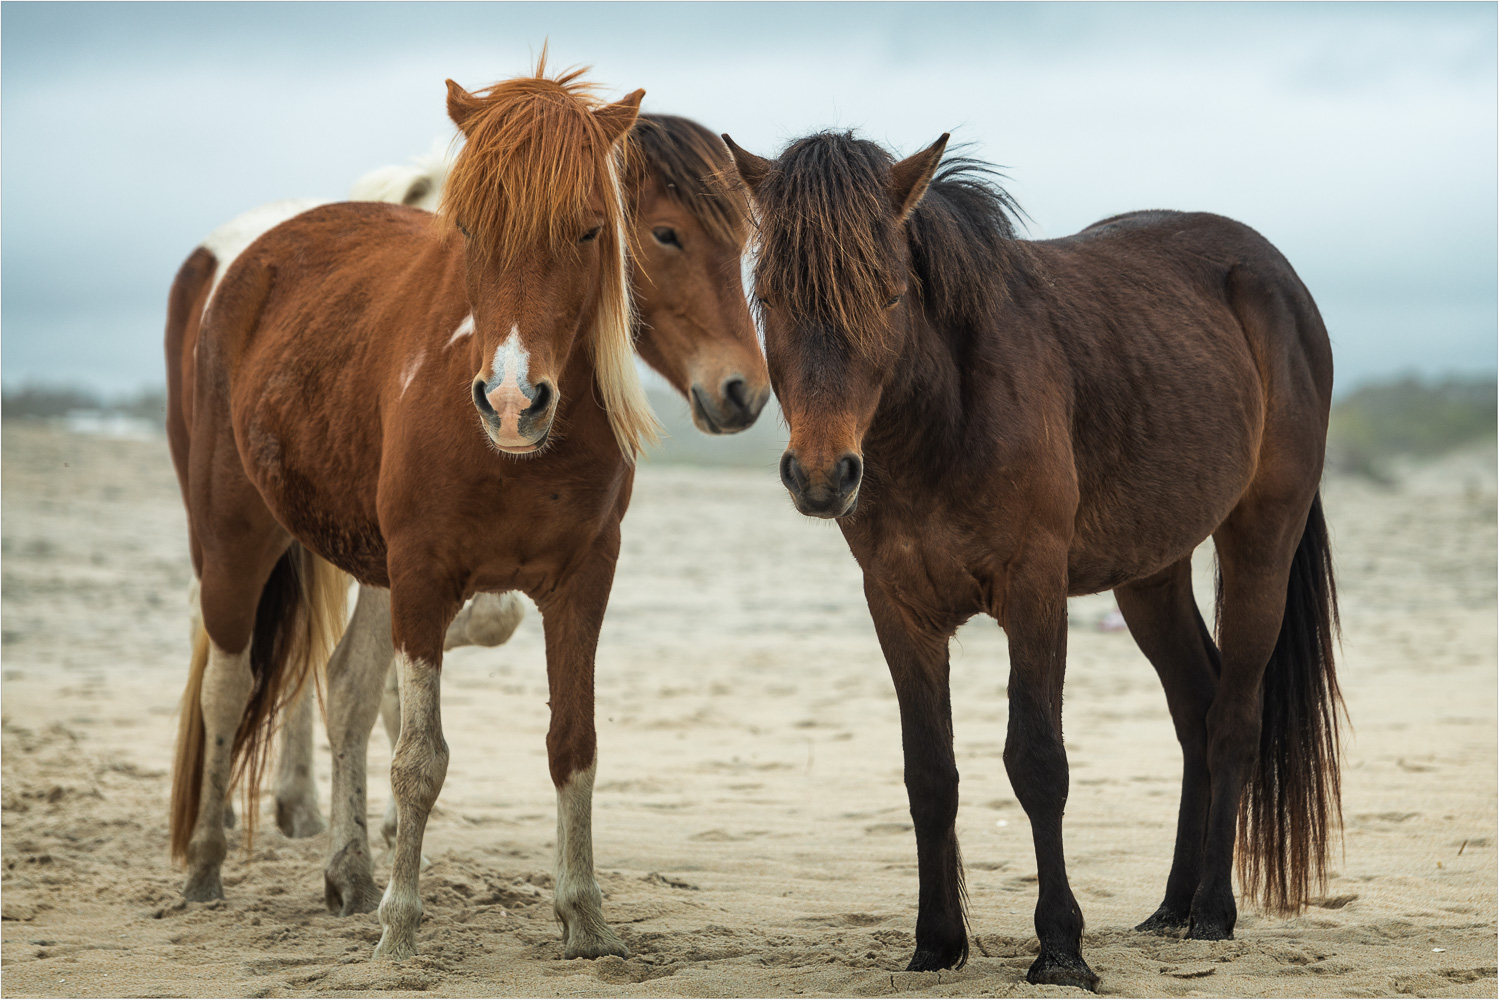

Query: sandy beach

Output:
[2, 421, 1494, 997]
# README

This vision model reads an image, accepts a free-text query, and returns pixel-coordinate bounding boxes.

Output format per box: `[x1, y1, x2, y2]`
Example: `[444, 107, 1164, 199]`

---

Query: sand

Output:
[2, 421, 1494, 998]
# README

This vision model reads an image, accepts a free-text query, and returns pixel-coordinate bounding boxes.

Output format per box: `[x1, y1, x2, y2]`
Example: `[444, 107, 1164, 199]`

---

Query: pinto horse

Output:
[259, 113, 768, 909]
[724, 131, 1341, 990]
[166, 64, 671, 962]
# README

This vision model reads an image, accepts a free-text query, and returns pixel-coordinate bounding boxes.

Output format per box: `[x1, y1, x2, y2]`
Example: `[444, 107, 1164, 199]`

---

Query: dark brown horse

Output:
[167, 62, 664, 962]
[724, 130, 1341, 990]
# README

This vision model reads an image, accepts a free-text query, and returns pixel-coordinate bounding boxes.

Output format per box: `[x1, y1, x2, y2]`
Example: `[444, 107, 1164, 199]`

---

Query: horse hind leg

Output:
[1113, 558, 1220, 933]
[324, 584, 395, 916]
[179, 637, 254, 901]
[1190, 489, 1339, 940]
[273, 685, 326, 838]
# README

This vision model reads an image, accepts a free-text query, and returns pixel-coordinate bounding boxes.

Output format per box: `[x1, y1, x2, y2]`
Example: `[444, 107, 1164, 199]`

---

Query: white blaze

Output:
[490, 324, 529, 394]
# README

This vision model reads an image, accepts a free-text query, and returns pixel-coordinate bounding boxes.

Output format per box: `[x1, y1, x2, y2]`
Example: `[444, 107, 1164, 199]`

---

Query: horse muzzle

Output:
[690, 376, 769, 434]
[472, 376, 556, 454]
[780, 449, 861, 519]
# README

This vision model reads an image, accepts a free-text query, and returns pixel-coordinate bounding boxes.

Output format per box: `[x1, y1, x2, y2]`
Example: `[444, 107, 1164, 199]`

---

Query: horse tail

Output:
[169, 545, 348, 861]
[169, 621, 212, 861]
[1236, 491, 1344, 914]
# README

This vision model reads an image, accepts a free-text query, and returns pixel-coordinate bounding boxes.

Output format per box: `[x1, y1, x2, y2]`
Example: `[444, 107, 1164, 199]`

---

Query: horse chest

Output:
[846, 509, 992, 624]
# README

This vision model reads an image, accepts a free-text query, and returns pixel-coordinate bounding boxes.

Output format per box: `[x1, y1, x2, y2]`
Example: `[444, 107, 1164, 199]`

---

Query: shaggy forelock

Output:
[750, 131, 905, 354]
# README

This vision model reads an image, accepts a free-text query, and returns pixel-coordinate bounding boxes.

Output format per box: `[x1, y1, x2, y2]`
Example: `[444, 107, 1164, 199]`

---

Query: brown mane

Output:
[440, 56, 656, 458]
[630, 114, 750, 249]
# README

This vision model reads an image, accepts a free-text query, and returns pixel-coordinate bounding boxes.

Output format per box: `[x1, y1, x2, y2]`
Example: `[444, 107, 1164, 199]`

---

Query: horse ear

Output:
[722, 135, 772, 196]
[446, 79, 483, 134]
[595, 89, 645, 146]
[890, 133, 950, 220]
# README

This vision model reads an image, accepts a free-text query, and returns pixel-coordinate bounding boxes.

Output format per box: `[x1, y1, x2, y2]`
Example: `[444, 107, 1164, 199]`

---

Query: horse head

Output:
[628, 116, 769, 434]
[724, 130, 948, 516]
[443, 65, 654, 458]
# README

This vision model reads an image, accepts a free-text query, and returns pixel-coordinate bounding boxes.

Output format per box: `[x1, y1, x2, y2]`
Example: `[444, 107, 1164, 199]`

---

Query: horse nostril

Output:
[780, 451, 808, 494]
[723, 376, 749, 414]
[525, 381, 554, 417]
[836, 454, 862, 495]
[472, 378, 496, 418]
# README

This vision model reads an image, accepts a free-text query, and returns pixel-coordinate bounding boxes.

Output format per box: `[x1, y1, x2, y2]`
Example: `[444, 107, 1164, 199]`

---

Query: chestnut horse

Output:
[271, 113, 766, 911]
[725, 131, 1341, 990]
[170, 112, 767, 891]
[167, 64, 666, 962]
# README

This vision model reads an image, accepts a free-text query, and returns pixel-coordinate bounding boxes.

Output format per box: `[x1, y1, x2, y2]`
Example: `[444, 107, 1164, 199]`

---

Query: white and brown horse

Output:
[165, 63, 721, 961]
[206, 112, 769, 908]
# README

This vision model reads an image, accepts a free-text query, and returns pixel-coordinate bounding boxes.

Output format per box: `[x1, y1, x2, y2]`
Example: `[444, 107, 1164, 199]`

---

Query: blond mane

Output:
[441, 57, 658, 459]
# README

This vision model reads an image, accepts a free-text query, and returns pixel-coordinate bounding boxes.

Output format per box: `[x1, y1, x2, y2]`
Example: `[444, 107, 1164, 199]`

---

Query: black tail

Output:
[1236, 492, 1344, 913]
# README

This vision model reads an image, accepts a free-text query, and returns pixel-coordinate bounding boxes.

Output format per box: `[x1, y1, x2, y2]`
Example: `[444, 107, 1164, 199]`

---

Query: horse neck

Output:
[865, 311, 971, 472]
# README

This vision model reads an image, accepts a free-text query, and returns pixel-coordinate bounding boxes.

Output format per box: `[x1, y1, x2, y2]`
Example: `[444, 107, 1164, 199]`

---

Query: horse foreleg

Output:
[183, 640, 253, 901]
[539, 547, 628, 959]
[1002, 566, 1098, 992]
[375, 592, 524, 848]
[1113, 559, 1219, 933]
[324, 584, 395, 916]
[378, 658, 401, 849]
[273, 685, 326, 838]
[865, 580, 967, 971]
[373, 581, 456, 961]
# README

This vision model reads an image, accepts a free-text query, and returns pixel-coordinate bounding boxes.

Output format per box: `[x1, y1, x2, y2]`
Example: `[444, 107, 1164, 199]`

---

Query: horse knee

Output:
[905, 761, 959, 833]
[389, 732, 448, 812]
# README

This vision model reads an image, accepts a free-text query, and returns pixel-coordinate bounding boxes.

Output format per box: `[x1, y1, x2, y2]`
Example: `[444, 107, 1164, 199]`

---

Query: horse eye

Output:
[652, 227, 680, 248]
[756, 295, 773, 309]
[456, 221, 472, 239]
[885, 293, 904, 309]
[580, 226, 603, 244]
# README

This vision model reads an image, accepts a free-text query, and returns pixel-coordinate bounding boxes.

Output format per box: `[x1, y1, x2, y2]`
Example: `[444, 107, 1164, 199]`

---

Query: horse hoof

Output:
[563, 928, 630, 960]
[276, 798, 326, 839]
[1187, 919, 1234, 941]
[1026, 952, 1100, 992]
[905, 939, 968, 972]
[182, 869, 224, 903]
[326, 872, 382, 916]
[1135, 905, 1190, 934]
[372, 933, 417, 962]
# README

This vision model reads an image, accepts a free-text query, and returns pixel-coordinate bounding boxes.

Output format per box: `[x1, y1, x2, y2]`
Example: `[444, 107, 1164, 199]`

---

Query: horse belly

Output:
[1066, 356, 1263, 594]
[235, 374, 391, 586]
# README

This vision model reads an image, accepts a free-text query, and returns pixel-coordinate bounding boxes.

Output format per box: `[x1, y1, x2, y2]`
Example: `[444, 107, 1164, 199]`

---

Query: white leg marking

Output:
[554, 761, 629, 958]
[324, 585, 396, 915]
[273, 685, 325, 837]
[446, 314, 475, 348]
[379, 658, 401, 849]
[374, 650, 448, 961]
[183, 640, 254, 901]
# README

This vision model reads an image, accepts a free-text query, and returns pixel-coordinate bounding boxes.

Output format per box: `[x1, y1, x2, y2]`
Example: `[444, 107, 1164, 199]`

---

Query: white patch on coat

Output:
[446, 315, 475, 348]
[201, 198, 328, 312]
[399, 350, 426, 398]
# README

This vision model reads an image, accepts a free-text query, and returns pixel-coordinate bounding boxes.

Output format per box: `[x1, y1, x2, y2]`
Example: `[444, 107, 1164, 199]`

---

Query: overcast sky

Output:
[3, 1, 1494, 395]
